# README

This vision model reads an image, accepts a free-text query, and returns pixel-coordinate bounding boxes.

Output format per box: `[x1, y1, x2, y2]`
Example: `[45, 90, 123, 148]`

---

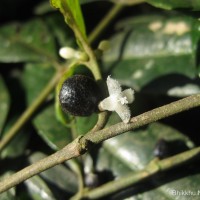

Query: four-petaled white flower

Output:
[99, 76, 134, 123]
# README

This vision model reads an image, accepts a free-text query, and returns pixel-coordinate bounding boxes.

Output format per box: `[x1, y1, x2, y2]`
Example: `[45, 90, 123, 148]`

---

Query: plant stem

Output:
[83, 146, 200, 199]
[0, 70, 62, 152]
[88, 4, 124, 44]
[90, 111, 109, 133]
[0, 137, 82, 194]
[84, 94, 200, 143]
[88, 0, 145, 44]
[1, 94, 200, 193]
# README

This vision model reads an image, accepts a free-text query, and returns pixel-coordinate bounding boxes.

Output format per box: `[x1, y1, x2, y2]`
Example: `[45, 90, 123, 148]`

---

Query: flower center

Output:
[118, 96, 128, 105]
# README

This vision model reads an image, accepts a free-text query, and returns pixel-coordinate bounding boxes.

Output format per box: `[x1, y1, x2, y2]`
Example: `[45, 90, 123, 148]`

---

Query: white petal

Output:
[122, 88, 134, 104]
[107, 76, 122, 95]
[115, 103, 131, 123]
[98, 96, 117, 111]
[59, 47, 76, 59]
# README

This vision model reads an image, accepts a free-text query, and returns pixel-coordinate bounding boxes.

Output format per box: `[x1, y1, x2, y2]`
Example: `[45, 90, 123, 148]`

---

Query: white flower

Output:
[99, 76, 134, 123]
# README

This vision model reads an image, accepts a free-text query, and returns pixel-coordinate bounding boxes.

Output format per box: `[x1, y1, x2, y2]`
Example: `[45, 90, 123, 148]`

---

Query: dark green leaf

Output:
[128, 173, 200, 200]
[110, 0, 144, 5]
[29, 152, 78, 194]
[44, 13, 76, 48]
[22, 63, 55, 104]
[79, 0, 99, 4]
[80, 0, 142, 5]
[0, 19, 57, 63]
[0, 191, 15, 200]
[153, 174, 200, 200]
[25, 176, 57, 200]
[75, 114, 98, 135]
[102, 14, 200, 96]
[0, 75, 10, 133]
[147, 0, 200, 10]
[1, 117, 30, 159]
[22, 63, 72, 150]
[97, 120, 196, 199]
[0, 173, 15, 199]
[33, 104, 72, 150]
[103, 122, 194, 170]
[25, 152, 78, 199]
[34, 1, 54, 15]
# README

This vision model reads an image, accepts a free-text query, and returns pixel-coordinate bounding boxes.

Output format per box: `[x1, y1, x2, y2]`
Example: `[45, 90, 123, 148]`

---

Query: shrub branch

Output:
[0, 94, 200, 194]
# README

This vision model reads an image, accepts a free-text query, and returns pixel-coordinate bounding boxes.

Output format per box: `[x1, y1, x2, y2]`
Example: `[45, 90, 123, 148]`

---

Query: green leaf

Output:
[1, 117, 30, 159]
[34, 1, 54, 15]
[79, 0, 98, 4]
[28, 152, 78, 194]
[102, 14, 200, 96]
[146, 0, 200, 10]
[80, 0, 143, 5]
[0, 75, 10, 133]
[103, 122, 194, 170]
[0, 19, 57, 63]
[50, 0, 86, 41]
[25, 176, 57, 200]
[75, 114, 98, 135]
[22, 63, 72, 149]
[97, 121, 196, 199]
[25, 152, 78, 199]
[22, 63, 55, 104]
[33, 104, 72, 150]
[0, 172, 16, 199]
[0, 190, 15, 200]
[44, 13, 76, 48]
[110, 0, 144, 5]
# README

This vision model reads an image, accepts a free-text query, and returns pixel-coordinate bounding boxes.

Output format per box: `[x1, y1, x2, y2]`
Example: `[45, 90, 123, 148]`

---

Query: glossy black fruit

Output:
[59, 75, 101, 116]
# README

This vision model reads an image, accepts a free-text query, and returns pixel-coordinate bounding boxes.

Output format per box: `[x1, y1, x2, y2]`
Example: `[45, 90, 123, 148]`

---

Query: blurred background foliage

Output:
[0, 0, 200, 199]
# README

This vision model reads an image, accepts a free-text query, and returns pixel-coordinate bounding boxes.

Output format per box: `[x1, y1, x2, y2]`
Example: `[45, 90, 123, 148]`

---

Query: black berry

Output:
[59, 75, 102, 116]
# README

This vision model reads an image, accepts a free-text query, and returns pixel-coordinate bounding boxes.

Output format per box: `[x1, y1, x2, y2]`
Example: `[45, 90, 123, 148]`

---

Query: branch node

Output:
[78, 136, 92, 154]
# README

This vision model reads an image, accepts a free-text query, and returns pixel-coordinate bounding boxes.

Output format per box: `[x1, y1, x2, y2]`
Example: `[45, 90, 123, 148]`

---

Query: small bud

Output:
[59, 47, 89, 61]
[74, 51, 89, 61]
[98, 40, 110, 52]
[59, 47, 76, 59]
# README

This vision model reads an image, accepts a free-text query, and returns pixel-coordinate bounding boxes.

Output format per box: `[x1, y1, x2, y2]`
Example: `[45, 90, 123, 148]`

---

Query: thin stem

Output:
[84, 146, 200, 199]
[88, 0, 145, 44]
[70, 120, 85, 195]
[1, 94, 200, 193]
[60, 0, 102, 80]
[69, 160, 85, 200]
[88, 4, 124, 44]
[0, 70, 62, 152]
[90, 111, 109, 133]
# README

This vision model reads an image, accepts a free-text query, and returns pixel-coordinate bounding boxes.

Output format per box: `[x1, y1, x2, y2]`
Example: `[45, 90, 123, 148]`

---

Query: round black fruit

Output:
[59, 75, 101, 116]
